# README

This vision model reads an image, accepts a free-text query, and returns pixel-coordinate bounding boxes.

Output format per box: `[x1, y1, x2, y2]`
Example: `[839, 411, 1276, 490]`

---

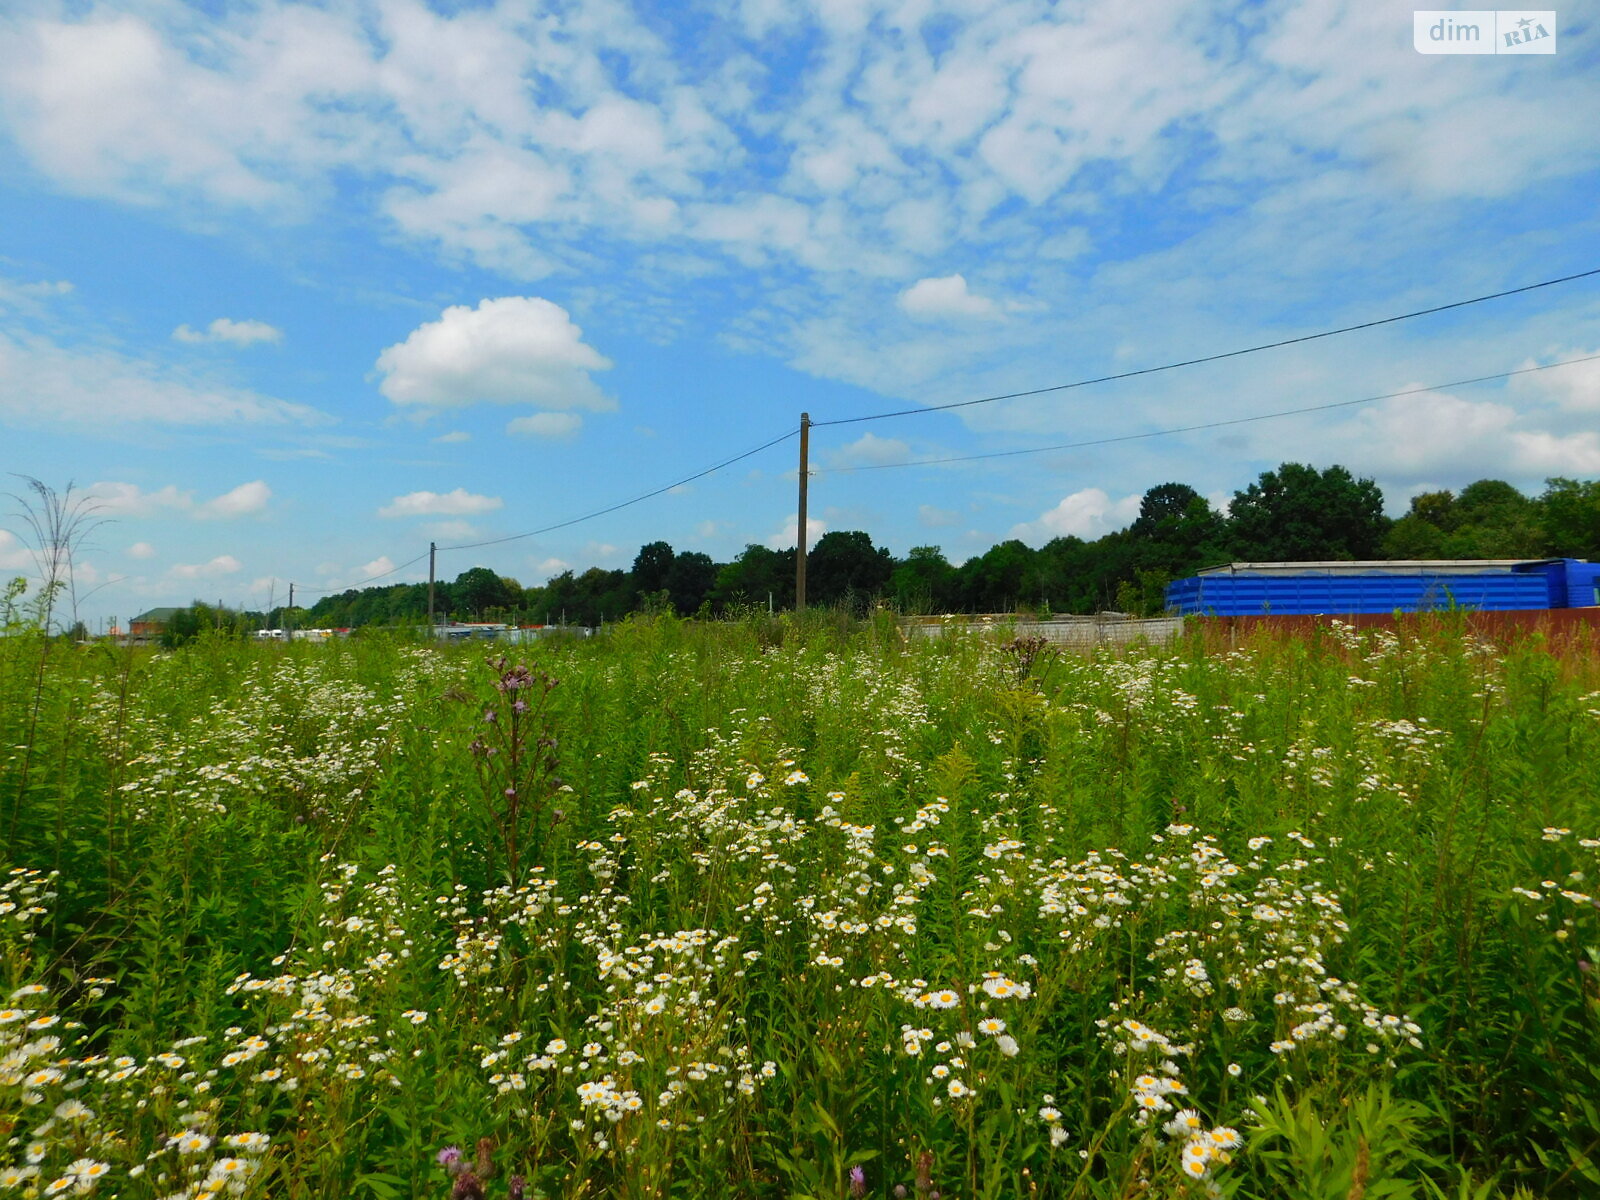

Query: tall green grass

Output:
[1, 613, 1597, 1198]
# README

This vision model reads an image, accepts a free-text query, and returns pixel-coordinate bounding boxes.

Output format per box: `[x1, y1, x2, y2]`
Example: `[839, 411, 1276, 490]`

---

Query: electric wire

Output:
[438, 426, 798, 552]
[812, 267, 1600, 428]
[815, 352, 1600, 474]
[294, 549, 432, 598]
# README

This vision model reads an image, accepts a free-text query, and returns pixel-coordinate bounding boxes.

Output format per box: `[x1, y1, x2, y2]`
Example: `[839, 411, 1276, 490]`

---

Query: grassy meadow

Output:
[2, 613, 1599, 1199]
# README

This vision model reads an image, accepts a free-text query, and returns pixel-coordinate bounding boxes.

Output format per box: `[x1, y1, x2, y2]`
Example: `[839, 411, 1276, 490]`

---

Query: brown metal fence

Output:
[1194, 608, 1600, 653]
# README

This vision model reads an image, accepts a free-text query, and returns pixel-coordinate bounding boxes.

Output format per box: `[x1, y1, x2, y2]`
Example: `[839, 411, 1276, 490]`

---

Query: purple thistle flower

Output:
[849, 1165, 867, 1197]
[437, 1146, 463, 1169]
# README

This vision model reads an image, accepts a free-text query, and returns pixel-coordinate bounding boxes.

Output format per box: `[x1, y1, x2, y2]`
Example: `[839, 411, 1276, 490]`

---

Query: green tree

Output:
[806, 531, 894, 612]
[1380, 515, 1448, 559]
[889, 546, 958, 613]
[1228, 463, 1389, 561]
[955, 539, 1039, 612]
[1409, 490, 1460, 532]
[712, 544, 795, 611]
[631, 541, 676, 596]
[1128, 482, 1227, 596]
[1539, 476, 1600, 558]
[665, 551, 717, 615]
[453, 567, 522, 619]
[1442, 480, 1542, 557]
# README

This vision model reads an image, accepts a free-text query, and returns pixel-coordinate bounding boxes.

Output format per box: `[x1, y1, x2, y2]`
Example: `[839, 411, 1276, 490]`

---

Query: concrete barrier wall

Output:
[904, 615, 1183, 647]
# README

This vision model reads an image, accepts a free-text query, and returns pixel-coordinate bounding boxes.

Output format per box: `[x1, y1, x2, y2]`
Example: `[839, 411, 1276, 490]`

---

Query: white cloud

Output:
[1508, 431, 1600, 476]
[535, 557, 571, 578]
[829, 433, 910, 468]
[0, 331, 328, 429]
[378, 488, 503, 518]
[1, 0, 1594, 294]
[421, 520, 477, 541]
[0, 530, 34, 570]
[1344, 391, 1517, 475]
[918, 504, 960, 528]
[569, 541, 624, 568]
[127, 541, 156, 559]
[376, 297, 613, 415]
[432, 430, 472, 443]
[1286, 388, 1600, 483]
[507, 412, 583, 439]
[359, 556, 395, 579]
[898, 274, 1000, 320]
[198, 480, 271, 519]
[87, 480, 271, 520]
[1012, 489, 1141, 543]
[173, 318, 283, 346]
[86, 482, 191, 517]
[767, 514, 826, 551]
[1512, 351, 1600, 413]
[0, 277, 74, 312]
[170, 554, 242, 580]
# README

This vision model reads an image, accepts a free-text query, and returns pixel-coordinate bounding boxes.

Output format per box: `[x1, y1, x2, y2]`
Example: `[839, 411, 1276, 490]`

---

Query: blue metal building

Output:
[1165, 559, 1600, 617]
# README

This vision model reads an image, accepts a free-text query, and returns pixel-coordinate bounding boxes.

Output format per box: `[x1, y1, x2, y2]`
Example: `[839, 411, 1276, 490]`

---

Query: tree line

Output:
[187, 465, 1599, 634]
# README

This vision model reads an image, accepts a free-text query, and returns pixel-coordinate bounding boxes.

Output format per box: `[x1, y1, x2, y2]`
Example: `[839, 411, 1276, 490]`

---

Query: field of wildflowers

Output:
[2, 611, 1598, 1199]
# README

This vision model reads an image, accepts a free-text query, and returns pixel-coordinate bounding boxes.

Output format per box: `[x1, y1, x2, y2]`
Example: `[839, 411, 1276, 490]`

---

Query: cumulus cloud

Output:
[1293, 388, 1600, 483]
[767, 514, 826, 550]
[377, 488, 503, 518]
[432, 430, 472, 443]
[0, 331, 328, 429]
[86, 481, 191, 517]
[170, 554, 242, 579]
[0, 277, 74, 312]
[87, 479, 271, 519]
[898, 275, 1000, 320]
[507, 412, 583, 438]
[358, 555, 395, 579]
[829, 433, 911, 468]
[1011, 489, 1141, 543]
[198, 480, 271, 518]
[376, 297, 613, 416]
[127, 541, 156, 559]
[0, 530, 34, 570]
[1508, 431, 1600, 476]
[1511, 351, 1600, 413]
[420, 520, 477, 541]
[173, 318, 283, 346]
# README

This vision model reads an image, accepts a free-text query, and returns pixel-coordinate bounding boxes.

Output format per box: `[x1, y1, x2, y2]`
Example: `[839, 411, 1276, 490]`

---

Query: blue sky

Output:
[2, 0, 1599, 630]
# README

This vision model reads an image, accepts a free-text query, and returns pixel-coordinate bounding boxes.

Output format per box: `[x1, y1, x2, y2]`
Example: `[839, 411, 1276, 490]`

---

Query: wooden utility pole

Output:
[427, 542, 437, 638]
[286, 583, 294, 638]
[796, 411, 811, 611]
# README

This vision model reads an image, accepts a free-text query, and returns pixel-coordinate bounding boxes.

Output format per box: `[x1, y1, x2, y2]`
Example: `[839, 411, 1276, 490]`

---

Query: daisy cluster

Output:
[1042, 825, 1421, 1064]
[1510, 826, 1600, 943]
[225, 859, 432, 1096]
[3, 913, 272, 1199]
[91, 652, 451, 825]
[1108, 1018, 1242, 1184]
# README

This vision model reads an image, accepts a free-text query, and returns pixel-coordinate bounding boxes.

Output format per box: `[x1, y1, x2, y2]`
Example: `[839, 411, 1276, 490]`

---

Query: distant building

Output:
[1166, 559, 1600, 616]
[128, 607, 182, 638]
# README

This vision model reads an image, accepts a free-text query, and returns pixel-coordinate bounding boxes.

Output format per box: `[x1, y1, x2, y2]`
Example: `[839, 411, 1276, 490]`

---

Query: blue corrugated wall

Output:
[1165, 563, 1580, 616]
[1566, 560, 1600, 608]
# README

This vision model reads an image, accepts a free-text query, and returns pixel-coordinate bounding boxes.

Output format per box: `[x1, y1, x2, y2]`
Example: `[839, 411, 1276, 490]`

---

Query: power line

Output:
[813, 266, 1600, 429]
[243, 428, 796, 607]
[439, 427, 797, 552]
[294, 549, 433, 598]
[815, 352, 1600, 474]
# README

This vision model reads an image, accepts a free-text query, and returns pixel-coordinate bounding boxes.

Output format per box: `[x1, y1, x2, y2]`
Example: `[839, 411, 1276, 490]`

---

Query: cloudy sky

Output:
[2, 0, 1598, 628]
